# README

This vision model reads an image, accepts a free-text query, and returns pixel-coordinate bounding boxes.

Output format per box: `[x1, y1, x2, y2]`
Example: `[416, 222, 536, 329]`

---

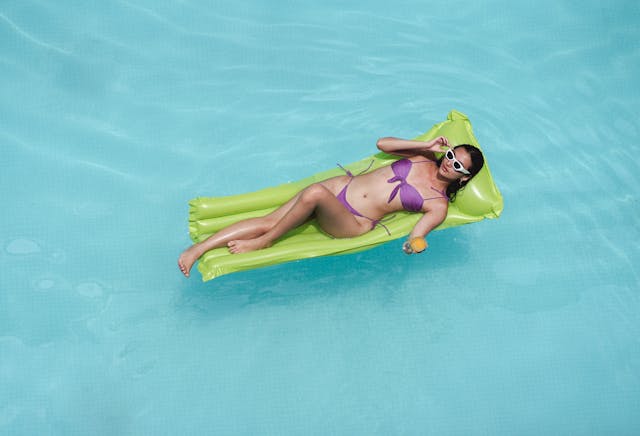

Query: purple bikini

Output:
[336, 159, 449, 234]
[386, 159, 449, 212]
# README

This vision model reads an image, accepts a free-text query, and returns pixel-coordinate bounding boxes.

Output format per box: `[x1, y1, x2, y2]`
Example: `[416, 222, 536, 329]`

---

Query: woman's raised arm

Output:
[376, 136, 451, 160]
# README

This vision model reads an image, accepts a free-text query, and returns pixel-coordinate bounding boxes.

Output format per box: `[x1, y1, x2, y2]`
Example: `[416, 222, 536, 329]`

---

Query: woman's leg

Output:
[228, 183, 369, 254]
[178, 192, 303, 277]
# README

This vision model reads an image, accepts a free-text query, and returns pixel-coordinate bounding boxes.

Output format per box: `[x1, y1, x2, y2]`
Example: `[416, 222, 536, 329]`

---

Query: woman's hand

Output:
[426, 136, 451, 153]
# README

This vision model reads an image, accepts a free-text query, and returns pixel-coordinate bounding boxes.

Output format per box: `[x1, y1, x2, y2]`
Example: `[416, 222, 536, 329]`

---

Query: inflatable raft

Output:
[188, 110, 503, 281]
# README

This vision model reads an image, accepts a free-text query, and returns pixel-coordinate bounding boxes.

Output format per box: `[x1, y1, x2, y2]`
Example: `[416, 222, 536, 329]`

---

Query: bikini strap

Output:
[336, 163, 353, 177]
[374, 214, 396, 236]
[423, 186, 449, 202]
[336, 159, 375, 177]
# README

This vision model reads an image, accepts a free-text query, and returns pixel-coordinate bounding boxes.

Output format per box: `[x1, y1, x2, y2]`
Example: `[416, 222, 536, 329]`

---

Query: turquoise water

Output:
[1, 0, 639, 434]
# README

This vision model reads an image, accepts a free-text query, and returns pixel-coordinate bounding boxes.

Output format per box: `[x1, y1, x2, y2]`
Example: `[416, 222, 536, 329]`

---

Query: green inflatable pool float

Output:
[188, 110, 503, 281]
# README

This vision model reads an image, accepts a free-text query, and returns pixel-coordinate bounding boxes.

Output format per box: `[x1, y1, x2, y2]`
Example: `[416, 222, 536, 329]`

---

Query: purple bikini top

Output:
[387, 159, 449, 212]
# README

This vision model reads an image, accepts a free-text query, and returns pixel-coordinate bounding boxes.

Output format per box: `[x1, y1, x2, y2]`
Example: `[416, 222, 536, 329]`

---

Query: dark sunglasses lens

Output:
[453, 161, 461, 170]
[446, 149, 454, 159]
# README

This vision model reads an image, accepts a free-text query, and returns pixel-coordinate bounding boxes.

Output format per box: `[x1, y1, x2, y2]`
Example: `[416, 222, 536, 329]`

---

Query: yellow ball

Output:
[409, 237, 427, 253]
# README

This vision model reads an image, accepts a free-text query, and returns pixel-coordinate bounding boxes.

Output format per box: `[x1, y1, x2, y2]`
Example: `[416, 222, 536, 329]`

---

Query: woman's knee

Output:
[300, 183, 330, 205]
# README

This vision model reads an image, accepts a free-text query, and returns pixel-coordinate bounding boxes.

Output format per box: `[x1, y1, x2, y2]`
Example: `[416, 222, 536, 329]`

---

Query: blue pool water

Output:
[1, 1, 639, 434]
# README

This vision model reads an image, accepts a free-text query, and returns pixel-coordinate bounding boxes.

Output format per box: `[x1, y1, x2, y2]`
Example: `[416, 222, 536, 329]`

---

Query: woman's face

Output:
[439, 147, 472, 180]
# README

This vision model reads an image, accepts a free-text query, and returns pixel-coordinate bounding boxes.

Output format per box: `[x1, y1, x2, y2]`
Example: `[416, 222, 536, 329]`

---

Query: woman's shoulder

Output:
[422, 195, 448, 215]
[407, 154, 437, 163]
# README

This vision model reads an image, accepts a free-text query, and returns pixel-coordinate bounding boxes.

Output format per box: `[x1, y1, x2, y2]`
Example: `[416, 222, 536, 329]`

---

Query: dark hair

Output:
[437, 144, 484, 201]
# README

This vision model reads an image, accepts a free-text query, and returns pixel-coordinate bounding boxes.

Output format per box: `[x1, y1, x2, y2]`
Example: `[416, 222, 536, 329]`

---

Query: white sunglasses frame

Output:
[445, 148, 471, 175]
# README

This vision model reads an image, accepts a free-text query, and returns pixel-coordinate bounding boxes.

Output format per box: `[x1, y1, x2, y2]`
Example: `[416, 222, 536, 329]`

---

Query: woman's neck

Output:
[430, 165, 451, 191]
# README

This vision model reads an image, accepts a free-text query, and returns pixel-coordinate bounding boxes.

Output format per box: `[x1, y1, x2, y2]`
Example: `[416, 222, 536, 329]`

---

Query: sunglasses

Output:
[445, 148, 470, 175]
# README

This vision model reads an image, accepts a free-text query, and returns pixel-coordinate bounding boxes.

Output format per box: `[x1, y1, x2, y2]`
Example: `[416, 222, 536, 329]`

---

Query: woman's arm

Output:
[377, 136, 451, 160]
[403, 202, 448, 253]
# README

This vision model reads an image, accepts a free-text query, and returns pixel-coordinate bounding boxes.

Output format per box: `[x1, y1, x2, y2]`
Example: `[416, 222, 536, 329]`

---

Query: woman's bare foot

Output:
[178, 246, 200, 277]
[227, 237, 271, 254]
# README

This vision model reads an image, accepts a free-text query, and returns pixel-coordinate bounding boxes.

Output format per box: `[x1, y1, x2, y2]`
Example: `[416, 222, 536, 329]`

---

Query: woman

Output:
[178, 136, 484, 277]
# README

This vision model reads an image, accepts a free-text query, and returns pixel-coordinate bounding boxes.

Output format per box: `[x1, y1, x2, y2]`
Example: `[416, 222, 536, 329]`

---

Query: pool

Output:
[1, 0, 639, 434]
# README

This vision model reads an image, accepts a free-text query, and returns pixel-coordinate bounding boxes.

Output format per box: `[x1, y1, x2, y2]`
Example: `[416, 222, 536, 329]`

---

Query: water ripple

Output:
[117, 0, 256, 46]
[0, 12, 70, 55]
[5, 238, 41, 255]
